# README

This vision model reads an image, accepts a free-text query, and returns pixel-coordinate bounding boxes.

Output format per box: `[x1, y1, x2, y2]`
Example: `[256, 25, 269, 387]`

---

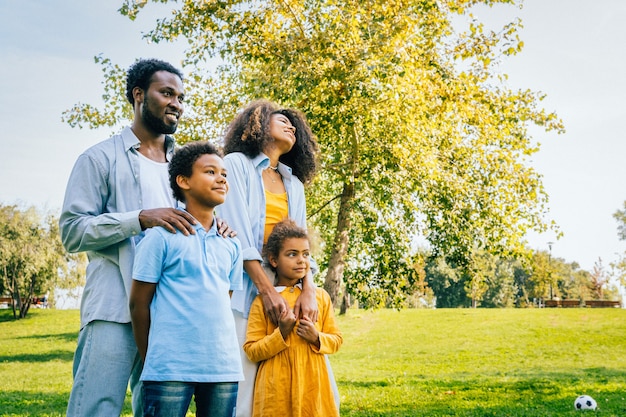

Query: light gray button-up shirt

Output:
[60, 126, 176, 329]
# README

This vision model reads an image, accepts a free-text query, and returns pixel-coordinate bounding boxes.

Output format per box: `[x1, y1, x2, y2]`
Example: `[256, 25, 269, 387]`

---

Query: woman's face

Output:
[268, 113, 296, 154]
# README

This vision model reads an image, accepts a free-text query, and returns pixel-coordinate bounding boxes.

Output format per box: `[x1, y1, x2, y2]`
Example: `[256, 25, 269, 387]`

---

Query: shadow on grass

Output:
[15, 331, 78, 343]
[0, 309, 19, 322]
[0, 390, 133, 416]
[0, 390, 71, 416]
[0, 349, 75, 363]
[340, 397, 618, 417]
[338, 370, 626, 416]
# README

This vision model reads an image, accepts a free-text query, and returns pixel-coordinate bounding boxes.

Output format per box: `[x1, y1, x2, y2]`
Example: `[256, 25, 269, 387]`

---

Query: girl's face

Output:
[270, 237, 310, 284]
[268, 113, 296, 154]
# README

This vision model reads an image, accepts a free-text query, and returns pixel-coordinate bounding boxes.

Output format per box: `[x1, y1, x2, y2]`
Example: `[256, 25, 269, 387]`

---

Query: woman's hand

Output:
[296, 316, 320, 349]
[261, 289, 291, 326]
[216, 217, 237, 238]
[294, 281, 318, 322]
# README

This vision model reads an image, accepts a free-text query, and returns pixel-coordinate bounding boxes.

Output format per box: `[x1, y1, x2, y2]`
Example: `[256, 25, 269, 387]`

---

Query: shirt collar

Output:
[122, 126, 176, 155]
[186, 212, 219, 235]
[122, 126, 141, 151]
[252, 152, 293, 179]
[252, 153, 271, 170]
[274, 281, 303, 293]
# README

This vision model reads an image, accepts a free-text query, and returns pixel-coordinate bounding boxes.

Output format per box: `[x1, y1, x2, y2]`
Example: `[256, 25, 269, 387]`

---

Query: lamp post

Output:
[547, 241, 554, 300]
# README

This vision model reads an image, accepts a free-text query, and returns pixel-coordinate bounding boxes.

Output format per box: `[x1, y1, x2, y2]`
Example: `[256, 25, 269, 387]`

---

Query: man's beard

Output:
[142, 95, 178, 135]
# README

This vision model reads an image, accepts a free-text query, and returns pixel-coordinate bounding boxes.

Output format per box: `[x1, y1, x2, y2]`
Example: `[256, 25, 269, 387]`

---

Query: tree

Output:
[425, 256, 468, 308]
[612, 201, 626, 293]
[614, 201, 626, 241]
[0, 205, 71, 318]
[63, 0, 563, 310]
[477, 254, 518, 308]
[425, 251, 609, 308]
[588, 258, 609, 300]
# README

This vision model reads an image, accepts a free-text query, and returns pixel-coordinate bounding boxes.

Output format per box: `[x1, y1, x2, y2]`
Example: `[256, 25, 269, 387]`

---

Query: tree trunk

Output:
[323, 181, 355, 309]
[340, 292, 351, 315]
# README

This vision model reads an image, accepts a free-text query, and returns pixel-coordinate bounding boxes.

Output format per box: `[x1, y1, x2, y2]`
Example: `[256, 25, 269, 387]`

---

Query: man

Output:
[60, 58, 231, 416]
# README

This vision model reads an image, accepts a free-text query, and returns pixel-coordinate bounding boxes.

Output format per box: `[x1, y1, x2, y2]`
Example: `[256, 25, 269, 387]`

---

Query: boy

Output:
[130, 141, 243, 417]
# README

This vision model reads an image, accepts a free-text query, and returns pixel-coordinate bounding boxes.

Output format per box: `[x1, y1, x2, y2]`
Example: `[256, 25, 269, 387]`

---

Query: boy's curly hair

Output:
[222, 99, 319, 185]
[125, 58, 184, 106]
[263, 219, 309, 273]
[169, 141, 222, 202]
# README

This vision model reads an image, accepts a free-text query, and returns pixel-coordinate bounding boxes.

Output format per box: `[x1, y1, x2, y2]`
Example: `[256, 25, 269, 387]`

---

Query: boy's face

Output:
[184, 153, 228, 207]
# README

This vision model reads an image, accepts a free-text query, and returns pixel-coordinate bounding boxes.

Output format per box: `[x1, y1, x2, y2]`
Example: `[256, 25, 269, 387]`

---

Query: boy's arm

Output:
[129, 280, 157, 362]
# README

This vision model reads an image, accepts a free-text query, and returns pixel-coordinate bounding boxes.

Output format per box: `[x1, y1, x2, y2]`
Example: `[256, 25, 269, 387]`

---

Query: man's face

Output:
[140, 70, 185, 135]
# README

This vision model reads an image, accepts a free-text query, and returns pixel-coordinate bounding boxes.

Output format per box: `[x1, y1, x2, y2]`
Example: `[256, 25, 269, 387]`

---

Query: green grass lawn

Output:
[1, 307, 625, 416]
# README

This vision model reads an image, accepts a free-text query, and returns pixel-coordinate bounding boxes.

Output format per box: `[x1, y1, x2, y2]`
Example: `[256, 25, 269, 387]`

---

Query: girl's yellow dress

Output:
[243, 286, 342, 417]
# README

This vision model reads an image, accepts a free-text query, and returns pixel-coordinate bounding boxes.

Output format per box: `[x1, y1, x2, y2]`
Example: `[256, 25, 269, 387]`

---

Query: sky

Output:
[1, 0, 625, 273]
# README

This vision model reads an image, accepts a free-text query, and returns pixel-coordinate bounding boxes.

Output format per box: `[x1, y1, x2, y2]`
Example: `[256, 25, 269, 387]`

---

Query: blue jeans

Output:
[66, 320, 143, 417]
[143, 381, 237, 417]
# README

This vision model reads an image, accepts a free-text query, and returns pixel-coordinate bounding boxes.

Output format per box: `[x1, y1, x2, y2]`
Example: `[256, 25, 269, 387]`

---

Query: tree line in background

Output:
[0, 202, 621, 319]
[0, 205, 85, 318]
[425, 250, 618, 309]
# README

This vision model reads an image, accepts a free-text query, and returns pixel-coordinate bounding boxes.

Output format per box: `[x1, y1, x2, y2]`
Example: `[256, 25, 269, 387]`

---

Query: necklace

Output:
[264, 168, 281, 183]
[269, 165, 279, 172]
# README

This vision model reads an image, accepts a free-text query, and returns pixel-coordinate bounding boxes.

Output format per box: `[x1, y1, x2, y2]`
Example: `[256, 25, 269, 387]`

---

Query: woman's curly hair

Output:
[169, 141, 222, 202]
[222, 99, 319, 185]
[263, 219, 309, 274]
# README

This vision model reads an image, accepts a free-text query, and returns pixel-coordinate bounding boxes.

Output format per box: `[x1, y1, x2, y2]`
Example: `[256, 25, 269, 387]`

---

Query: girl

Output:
[243, 219, 342, 417]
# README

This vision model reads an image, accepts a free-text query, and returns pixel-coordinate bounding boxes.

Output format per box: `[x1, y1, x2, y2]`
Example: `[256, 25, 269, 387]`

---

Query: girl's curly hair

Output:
[263, 219, 309, 274]
[222, 99, 319, 185]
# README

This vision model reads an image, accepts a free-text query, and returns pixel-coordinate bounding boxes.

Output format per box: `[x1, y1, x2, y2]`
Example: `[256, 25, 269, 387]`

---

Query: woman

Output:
[217, 99, 337, 416]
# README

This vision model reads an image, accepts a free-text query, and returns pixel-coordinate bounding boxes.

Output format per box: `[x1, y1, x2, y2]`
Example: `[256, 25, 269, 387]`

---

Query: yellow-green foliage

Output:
[65, 0, 566, 308]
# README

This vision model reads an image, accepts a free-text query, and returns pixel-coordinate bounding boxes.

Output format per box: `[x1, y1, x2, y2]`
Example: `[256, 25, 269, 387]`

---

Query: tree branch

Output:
[308, 194, 342, 220]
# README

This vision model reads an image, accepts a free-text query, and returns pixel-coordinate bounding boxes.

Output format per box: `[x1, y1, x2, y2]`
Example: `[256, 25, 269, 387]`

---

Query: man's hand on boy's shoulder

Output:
[138, 208, 198, 235]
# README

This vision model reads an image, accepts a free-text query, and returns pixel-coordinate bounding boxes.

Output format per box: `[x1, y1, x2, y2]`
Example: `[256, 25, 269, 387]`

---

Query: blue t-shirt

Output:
[133, 219, 244, 382]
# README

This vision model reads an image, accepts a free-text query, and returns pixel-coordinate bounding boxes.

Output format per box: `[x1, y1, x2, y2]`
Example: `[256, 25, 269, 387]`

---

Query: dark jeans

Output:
[142, 381, 237, 417]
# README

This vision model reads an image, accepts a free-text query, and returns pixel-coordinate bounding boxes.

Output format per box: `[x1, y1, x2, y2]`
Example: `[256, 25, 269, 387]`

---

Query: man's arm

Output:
[60, 153, 198, 253]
